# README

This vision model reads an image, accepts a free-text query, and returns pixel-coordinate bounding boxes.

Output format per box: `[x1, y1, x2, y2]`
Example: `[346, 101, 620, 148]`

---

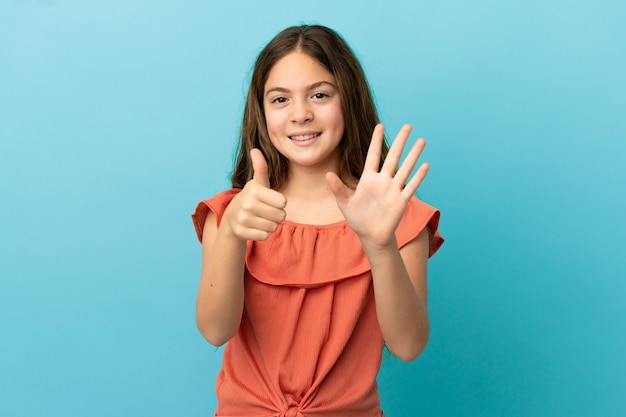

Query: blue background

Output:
[1, 0, 624, 416]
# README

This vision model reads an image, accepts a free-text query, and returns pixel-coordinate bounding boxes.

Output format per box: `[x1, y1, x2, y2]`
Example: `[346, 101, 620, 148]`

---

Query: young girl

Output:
[192, 24, 443, 417]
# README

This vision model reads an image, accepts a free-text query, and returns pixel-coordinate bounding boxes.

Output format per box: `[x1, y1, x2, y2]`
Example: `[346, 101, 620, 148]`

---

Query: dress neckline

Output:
[279, 219, 349, 230]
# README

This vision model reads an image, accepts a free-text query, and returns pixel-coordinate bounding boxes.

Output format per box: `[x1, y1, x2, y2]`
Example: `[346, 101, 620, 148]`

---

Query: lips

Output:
[289, 132, 321, 141]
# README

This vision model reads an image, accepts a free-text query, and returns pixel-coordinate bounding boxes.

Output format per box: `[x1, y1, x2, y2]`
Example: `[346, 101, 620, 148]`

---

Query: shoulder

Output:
[191, 189, 241, 243]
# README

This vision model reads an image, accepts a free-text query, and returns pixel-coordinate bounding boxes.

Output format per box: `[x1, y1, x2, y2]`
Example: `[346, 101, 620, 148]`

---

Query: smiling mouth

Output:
[289, 133, 321, 141]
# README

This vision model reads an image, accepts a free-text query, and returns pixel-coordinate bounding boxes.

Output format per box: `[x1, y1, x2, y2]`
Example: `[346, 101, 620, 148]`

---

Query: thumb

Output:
[250, 148, 270, 188]
[325, 172, 350, 207]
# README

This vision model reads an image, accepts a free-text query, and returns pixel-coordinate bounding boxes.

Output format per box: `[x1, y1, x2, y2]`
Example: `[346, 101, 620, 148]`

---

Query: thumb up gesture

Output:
[223, 149, 287, 241]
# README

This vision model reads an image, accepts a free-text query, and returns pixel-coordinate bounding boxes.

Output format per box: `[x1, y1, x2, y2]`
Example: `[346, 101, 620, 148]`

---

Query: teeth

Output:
[290, 133, 320, 141]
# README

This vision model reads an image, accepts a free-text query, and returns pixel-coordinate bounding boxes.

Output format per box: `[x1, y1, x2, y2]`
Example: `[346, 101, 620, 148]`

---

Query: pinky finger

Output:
[403, 162, 430, 196]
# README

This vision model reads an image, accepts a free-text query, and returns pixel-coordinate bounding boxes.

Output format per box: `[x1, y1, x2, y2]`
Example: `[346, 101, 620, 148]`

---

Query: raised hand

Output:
[326, 124, 429, 248]
[223, 149, 287, 241]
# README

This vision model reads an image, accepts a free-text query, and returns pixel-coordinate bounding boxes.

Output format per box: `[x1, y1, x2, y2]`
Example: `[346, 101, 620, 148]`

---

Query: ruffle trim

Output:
[192, 189, 443, 288]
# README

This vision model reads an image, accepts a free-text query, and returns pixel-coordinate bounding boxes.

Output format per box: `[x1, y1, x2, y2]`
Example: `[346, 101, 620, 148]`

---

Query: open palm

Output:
[326, 124, 429, 248]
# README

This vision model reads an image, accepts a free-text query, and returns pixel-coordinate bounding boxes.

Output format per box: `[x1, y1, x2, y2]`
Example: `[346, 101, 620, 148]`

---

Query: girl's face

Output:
[263, 51, 345, 173]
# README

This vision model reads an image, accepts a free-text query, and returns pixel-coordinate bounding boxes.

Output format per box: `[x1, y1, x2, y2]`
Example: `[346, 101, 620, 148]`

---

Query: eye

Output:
[312, 92, 329, 100]
[271, 96, 288, 104]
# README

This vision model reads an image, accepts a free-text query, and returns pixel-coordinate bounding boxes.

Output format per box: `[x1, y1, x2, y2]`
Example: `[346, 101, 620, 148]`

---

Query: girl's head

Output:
[232, 24, 388, 190]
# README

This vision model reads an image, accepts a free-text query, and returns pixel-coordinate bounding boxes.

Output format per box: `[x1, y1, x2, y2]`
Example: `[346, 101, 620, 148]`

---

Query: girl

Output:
[192, 25, 443, 417]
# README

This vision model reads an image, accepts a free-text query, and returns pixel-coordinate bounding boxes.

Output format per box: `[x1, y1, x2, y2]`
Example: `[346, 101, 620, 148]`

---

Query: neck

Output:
[280, 162, 349, 225]
[282, 164, 335, 199]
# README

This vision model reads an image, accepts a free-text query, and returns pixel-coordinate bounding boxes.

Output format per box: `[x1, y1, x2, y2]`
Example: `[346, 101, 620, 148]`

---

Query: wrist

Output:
[359, 234, 398, 255]
[218, 220, 249, 248]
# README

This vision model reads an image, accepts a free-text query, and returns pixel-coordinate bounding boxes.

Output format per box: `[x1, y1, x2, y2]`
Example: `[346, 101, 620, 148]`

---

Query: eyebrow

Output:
[264, 81, 337, 97]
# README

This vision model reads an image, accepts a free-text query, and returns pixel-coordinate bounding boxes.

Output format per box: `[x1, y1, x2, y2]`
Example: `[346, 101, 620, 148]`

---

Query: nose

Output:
[290, 99, 313, 124]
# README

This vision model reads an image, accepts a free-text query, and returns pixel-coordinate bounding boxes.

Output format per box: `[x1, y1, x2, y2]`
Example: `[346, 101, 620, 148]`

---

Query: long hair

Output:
[231, 24, 388, 190]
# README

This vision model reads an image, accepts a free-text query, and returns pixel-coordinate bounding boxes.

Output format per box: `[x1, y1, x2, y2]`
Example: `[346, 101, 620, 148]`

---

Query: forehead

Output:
[264, 51, 335, 91]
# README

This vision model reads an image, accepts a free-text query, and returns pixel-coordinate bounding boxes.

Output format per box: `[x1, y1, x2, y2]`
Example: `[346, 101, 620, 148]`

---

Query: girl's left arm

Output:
[326, 123, 431, 361]
[361, 228, 430, 362]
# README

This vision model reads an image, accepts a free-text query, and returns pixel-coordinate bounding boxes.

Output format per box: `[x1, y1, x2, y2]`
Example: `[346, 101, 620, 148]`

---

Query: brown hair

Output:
[231, 24, 388, 190]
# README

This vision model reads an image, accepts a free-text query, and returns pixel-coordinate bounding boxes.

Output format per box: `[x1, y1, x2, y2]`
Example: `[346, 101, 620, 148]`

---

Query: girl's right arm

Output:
[196, 149, 286, 346]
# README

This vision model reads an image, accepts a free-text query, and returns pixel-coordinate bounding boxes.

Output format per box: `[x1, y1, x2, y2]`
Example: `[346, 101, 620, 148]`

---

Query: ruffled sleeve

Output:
[191, 189, 240, 243]
[396, 196, 444, 258]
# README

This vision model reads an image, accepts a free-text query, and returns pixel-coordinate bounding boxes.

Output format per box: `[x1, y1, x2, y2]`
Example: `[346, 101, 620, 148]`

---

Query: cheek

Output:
[331, 110, 345, 134]
[264, 110, 281, 135]
[264, 113, 282, 148]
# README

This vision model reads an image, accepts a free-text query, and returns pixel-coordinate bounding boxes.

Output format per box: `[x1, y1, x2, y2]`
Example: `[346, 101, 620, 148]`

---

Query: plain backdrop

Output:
[1, 0, 624, 416]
